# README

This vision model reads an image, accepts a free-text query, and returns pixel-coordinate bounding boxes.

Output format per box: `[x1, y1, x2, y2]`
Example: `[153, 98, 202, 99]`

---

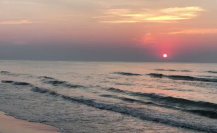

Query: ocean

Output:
[0, 60, 216, 133]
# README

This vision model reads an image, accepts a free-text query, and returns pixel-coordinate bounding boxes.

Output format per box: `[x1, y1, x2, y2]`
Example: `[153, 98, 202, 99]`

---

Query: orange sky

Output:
[0, 0, 217, 61]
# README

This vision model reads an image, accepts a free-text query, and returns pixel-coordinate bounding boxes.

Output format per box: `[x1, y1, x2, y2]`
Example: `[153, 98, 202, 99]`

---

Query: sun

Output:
[163, 53, 168, 58]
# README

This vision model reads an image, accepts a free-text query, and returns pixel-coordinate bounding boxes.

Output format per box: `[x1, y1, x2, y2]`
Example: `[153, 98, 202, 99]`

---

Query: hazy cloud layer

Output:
[168, 29, 217, 35]
[0, 0, 217, 62]
[0, 19, 33, 25]
[98, 7, 204, 23]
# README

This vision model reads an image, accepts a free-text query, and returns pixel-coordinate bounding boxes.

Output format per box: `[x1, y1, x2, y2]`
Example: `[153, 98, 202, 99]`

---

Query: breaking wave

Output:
[148, 73, 217, 83]
[155, 69, 191, 72]
[113, 72, 142, 76]
[31, 87, 217, 132]
[100, 93, 217, 119]
[1, 77, 217, 132]
[40, 76, 85, 88]
[106, 87, 217, 111]
[1, 80, 31, 86]
[207, 71, 217, 74]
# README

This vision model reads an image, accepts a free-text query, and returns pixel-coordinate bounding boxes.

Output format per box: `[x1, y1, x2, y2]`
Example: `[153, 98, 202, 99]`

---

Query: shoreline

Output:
[0, 111, 60, 133]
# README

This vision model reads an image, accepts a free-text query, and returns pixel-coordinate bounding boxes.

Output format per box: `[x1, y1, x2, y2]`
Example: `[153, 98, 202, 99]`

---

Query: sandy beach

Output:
[0, 112, 60, 133]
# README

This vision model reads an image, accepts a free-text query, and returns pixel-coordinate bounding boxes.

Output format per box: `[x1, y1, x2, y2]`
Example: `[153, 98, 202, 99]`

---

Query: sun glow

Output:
[163, 53, 168, 58]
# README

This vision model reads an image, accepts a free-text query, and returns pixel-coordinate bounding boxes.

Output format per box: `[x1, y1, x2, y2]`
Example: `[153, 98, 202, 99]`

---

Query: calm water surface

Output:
[0, 61, 217, 133]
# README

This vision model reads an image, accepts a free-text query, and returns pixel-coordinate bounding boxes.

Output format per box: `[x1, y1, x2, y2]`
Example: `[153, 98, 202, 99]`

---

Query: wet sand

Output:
[0, 112, 60, 133]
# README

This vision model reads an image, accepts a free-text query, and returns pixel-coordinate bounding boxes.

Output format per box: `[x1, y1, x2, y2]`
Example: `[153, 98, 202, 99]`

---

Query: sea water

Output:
[0, 60, 216, 133]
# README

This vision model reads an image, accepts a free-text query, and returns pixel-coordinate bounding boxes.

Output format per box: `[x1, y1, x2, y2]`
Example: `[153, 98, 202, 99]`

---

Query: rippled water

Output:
[0, 60, 217, 133]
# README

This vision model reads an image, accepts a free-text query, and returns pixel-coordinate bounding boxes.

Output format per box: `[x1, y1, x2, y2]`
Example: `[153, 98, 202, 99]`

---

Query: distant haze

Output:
[0, 0, 217, 62]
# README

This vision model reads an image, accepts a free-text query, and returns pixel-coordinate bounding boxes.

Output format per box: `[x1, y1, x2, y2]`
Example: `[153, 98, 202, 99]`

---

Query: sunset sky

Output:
[0, 0, 217, 62]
